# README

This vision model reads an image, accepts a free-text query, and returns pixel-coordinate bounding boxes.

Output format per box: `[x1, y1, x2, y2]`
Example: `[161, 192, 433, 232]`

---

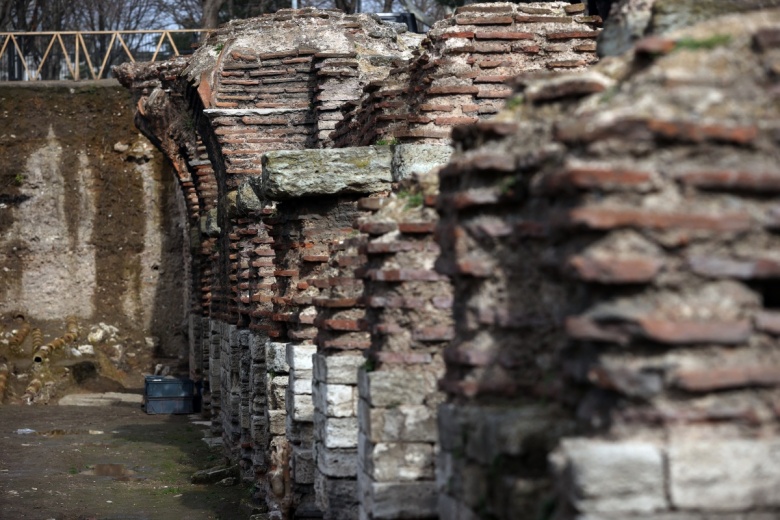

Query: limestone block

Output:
[391, 144, 453, 182]
[669, 437, 780, 511]
[268, 375, 288, 409]
[314, 381, 356, 418]
[553, 438, 667, 514]
[237, 180, 264, 214]
[359, 431, 434, 482]
[286, 414, 314, 444]
[250, 336, 266, 363]
[286, 343, 316, 371]
[315, 411, 358, 449]
[317, 444, 358, 477]
[251, 414, 268, 444]
[265, 342, 290, 374]
[293, 394, 315, 422]
[292, 369, 313, 395]
[314, 353, 364, 384]
[358, 470, 438, 520]
[261, 147, 393, 200]
[268, 410, 286, 436]
[359, 399, 436, 443]
[293, 445, 316, 485]
[315, 471, 359, 520]
[358, 368, 438, 408]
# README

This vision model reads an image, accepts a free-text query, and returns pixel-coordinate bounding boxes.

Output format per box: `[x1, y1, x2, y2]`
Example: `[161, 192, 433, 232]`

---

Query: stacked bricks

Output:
[311, 203, 377, 520]
[436, 9, 780, 520]
[354, 148, 453, 520]
[333, 2, 600, 146]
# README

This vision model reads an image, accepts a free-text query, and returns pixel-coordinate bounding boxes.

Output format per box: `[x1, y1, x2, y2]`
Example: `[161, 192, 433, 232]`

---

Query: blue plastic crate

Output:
[144, 376, 194, 398]
[144, 396, 194, 415]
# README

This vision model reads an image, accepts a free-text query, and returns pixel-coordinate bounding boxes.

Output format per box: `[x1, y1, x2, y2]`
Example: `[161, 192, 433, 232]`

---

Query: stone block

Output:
[265, 342, 290, 374]
[314, 353, 364, 384]
[293, 394, 315, 422]
[359, 399, 436, 443]
[286, 414, 314, 444]
[250, 336, 267, 363]
[669, 437, 780, 511]
[358, 470, 438, 519]
[315, 471, 359, 520]
[292, 370, 313, 395]
[286, 343, 316, 371]
[293, 445, 316, 485]
[359, 431, 435, 482]
[261, 147, 393, 199]
[315, 411, 358, 449]
[358, 368, 438, 408]
[438, 493, 480, 520]
[317, 444, 358, 477]
[553, 438, 667, 514]
[269, 375, 288, 409]
[314, 381, 356, 418]
[391, 144, 453, 182]
[268, 410, 286, 436]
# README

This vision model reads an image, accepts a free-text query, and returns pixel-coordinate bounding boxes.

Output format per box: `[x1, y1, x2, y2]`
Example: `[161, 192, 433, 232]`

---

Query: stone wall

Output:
[119, 3, 780, 520]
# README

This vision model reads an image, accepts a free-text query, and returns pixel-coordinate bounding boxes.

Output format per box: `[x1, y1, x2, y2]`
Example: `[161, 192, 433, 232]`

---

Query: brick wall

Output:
[436, 8, 780, 520]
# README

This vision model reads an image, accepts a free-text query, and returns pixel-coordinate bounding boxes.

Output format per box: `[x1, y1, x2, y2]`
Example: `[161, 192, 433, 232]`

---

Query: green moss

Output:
[363, 359, 375, 372]
[505, 95, 524, 110]
[13, 173, 24, 186]
[675, 34, 731, 50]
[213, 43, 224, 54]
[397, 190, 423, 209]
[375, 136, 399, 146]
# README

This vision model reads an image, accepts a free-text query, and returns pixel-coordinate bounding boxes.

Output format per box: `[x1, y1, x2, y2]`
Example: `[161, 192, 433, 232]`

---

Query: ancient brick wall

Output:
[333, 1, 601, 146]
[118, 4, 780, 520]
[436, 8, 780, 520]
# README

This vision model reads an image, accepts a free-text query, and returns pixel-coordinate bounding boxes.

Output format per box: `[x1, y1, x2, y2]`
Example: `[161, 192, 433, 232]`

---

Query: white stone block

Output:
[358, 368, 438, 408]
[359, 399, 436, 443]
[314, 381, 356, 418]
[286, 343, 316, 371]
[266, 341, 290, 374]
[359, 431, 435, 482]
[292, 369, 313, 395]
[293, 394, 315, 422]
[314, 353, 364, 384]
[554, 438, 667, 514]
[670, 437, 780, 511]
[316, 412, 358, 449]
[316, 444, 358, 477]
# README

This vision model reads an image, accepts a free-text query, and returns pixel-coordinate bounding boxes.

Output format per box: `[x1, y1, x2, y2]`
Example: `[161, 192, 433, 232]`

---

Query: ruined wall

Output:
[121, 3, 780, 520]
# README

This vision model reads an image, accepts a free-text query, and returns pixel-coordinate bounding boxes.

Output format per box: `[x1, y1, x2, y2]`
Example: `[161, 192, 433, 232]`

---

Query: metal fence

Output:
[0, 29, 205, 81]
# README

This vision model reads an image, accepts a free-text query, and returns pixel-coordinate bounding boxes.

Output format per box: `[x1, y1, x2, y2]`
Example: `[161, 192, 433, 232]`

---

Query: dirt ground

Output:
[0, 402, 250, 520]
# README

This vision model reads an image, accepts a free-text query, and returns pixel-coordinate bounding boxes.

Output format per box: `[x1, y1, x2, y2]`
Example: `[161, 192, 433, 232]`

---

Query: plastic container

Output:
[144, 396, 195, 414]
[143, 376, 196, 415]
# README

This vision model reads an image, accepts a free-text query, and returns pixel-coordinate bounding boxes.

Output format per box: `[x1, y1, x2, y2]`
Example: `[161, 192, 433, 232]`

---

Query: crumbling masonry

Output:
[117, 2, 780, 519]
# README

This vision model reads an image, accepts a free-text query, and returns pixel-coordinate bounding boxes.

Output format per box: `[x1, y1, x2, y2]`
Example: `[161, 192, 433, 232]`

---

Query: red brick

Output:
[516, 15, 573, 23]
[358, 221, 398, 235]
[564, 3, 586, 14]
[513, 43, 542, 53]
[756, 311, 780, 334]
[440, 31, 475, 39]
[565, 206, 753, 232]
[366, 269, 445, 282]
[320, 319, 361, 331]
[477, 87, 513, 98]
[475, 31, 534, 40]
[567, 255, 664, 283]
[635, 36, 676, 55]
[546, 59, 589, 69]
[540, 165, 654, 192]
[474, 75, 514, 83]
[314, 297, 360, 308]
[302, 254, 329, 262]
[547, 30, 600, 40]
[674, 367, 780, 392]
[573, 41, 597, 52]
[273, 269, 298, 277]
[647, 119, 758, 145]
[638, 318, 751, 345]
[398, 222, 437, 233]
[319, 338, 371, 350]
[456, 15, 514, 25]
[428, 85, 480, 95]
[674, 169, 780, 191]
[689, 255, 780, 279]
[566, 316, 630, 344]
[420, 103, 455, 112]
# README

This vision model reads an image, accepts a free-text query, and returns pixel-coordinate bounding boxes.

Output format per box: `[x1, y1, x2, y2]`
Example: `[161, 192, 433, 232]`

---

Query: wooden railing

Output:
[0, 29, 205, 81]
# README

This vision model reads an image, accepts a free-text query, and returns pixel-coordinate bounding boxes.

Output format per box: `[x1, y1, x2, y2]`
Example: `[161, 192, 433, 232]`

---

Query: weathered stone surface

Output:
[314, 382, 356, 418]
[359, 432, 435, 482]
[237, 180, 265, 213]
[261, 147, 393, 200]
[669, 438, 780, 511]
[315, 412, 359, 449]
[359, 400, 437, 443]
[553, 439, 667, 514]
[287, 343, 316, 371]
[266, 342, 290, 374]
[313, 353, 364, 385]
[317, 445, 358, 477]
[357, 369, 438, 408]
[359, 471, 438, 520]
[391, 144, 453, 182]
